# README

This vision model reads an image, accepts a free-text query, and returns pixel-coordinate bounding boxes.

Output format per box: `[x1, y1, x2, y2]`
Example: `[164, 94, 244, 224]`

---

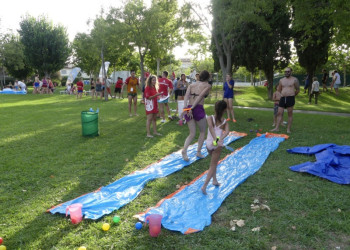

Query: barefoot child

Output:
[201, 100, 229, 195]
[144, 75, 162, 137]
[309, 76, 320, 104]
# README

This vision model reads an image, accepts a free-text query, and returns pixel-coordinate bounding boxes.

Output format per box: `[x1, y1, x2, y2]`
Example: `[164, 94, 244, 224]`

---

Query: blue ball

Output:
[135, 222, 142, 230]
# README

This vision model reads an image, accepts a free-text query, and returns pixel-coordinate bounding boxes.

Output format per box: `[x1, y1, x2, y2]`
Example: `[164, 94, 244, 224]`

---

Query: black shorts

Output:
[279, 96, 295, 108]
[115, 87, 121, 93]
[178, 89, 186, 96]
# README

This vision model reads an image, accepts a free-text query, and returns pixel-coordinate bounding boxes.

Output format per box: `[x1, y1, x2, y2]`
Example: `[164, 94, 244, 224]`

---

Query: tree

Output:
[256, 0, 291, 99]
[2, 35, 33, 80]
[108, 0, 194, 85]
[191, 57, 214, 74]
[291, 0, 333, 94]
[18, 15, 70, 77]
[326, 44, 350, 86]
[331, 0, 350, 46]
[72, 33, 101, 79]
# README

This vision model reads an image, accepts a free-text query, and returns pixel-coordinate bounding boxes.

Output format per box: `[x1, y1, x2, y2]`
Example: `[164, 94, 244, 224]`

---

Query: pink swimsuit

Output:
[206, 115, 226, 151]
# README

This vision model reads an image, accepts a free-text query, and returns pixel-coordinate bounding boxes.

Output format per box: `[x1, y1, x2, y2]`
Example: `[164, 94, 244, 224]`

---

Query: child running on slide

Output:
[201, 100, 230, 195]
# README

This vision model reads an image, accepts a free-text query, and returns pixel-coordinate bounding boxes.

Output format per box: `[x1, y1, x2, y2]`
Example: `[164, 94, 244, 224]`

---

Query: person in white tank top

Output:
[201, 100, 230, 195]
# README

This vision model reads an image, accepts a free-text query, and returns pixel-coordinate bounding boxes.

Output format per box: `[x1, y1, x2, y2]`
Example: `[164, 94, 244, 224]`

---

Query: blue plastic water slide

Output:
[48, 131, 246, 220]
[135, 134, 286, 234]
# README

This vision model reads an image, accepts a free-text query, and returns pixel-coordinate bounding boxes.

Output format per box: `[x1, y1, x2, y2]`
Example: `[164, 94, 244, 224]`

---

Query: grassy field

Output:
[0, 86, 349, 249]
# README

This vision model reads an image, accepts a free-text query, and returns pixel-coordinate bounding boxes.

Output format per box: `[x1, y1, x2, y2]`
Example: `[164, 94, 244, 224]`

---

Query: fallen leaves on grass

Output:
[271, 246, 277, 250]
[230, 219, 245, 231]
[252, 227, 261, 232]
[251, 199, 271, 213]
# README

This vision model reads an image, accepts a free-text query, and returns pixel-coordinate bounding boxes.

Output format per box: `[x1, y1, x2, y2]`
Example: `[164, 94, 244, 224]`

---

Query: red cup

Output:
[146, 214, 163, 237]
[66, 203, 83, 224]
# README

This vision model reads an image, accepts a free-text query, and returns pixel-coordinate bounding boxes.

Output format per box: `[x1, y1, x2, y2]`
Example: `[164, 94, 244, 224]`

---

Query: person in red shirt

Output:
[124, 70, 141, 116]
[157, 71, 174, 123]
[115, 77, 123, 99]
[144, 75, 162, 137]
[76, 78, 84, 99]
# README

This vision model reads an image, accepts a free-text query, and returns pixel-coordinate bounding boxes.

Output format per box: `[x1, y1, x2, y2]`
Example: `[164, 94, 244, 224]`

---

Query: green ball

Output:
[113, 216, 120, 223]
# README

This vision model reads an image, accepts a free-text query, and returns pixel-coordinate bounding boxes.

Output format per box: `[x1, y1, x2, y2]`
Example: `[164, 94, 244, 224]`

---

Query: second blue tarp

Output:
[136, 134, 286, 234]
[288, 144, 350, 184]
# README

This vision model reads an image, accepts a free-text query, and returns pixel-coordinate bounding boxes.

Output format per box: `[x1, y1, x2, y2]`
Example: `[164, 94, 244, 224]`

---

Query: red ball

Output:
[0, 237, 3, 244]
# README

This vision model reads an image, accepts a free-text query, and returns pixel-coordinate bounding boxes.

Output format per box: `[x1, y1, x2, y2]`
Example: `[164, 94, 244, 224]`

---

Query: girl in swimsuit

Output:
[201, 100, 229, 194]
[181, 70, 212, 161]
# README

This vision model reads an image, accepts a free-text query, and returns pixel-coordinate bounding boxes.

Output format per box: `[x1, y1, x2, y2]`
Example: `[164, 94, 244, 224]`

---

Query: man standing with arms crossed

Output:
[271, 67, 300, 134]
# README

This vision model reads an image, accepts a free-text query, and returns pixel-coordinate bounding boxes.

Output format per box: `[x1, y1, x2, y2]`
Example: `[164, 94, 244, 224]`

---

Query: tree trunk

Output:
[307, 71, 314, 96]
[1, 66, 4, 90]
[140, 55, 145, 87]
[344, 65, 346, 87]
[156, 58, 160, 77]
[250, 72, 254, 86]
[264, 69, 274, 100]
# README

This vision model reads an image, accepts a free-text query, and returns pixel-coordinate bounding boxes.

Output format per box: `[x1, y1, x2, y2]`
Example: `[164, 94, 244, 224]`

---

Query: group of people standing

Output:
[33, 74, 55, 94]
[304, 69, 342, 103]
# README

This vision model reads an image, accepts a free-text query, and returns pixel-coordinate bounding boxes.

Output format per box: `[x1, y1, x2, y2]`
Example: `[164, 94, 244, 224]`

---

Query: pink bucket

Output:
[66, 203, 83, 224]
[146, 214, 163, 237]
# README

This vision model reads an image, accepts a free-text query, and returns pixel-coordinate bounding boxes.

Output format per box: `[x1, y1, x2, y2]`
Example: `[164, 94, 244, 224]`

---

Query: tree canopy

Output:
[18, 15, 70, 77]
[2, 35, 33, 79]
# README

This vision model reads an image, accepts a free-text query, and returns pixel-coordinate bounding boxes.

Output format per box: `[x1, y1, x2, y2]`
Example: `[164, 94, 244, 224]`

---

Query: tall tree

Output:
[108, 0, 189, 85]
[291, 0, 333, 94]
[148, 0, 183, 76]
[18, 15, 70, 77]
[330, 0, 350, 46]
[211, 0, 269, 81]
[2, 35, 33, 79]
[257, 0, 291, 99]
[72, 33, 100, 79]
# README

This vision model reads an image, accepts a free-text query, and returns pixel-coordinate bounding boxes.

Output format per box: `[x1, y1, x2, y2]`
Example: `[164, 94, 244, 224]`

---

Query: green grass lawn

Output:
[0, 87, 349, 249]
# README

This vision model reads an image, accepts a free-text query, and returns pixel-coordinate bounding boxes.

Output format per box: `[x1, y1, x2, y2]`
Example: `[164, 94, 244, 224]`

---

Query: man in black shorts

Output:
[271, 67, 300, 133]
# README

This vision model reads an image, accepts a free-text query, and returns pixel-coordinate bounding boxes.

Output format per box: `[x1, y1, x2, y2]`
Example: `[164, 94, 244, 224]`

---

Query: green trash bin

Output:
[81, 111, 99, 137]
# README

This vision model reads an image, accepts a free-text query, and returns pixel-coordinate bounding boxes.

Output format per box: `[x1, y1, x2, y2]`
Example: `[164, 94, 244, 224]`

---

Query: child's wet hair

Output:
[215, 100, 227, 123]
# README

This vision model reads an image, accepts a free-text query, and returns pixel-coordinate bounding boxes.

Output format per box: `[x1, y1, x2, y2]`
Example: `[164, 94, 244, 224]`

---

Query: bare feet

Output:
[287, 130, 291, 134]
[134, 113, 139, 116]
[201, 186, 207, 195]
[182, 150, 189, 161]
[154, 132, 162, 136]
[212, 181, 221, 187]
[196, 153, 205, 158]
[129, 114, 133, 117]
[270, 128, 279, 132]
[146, 134, 153, 138]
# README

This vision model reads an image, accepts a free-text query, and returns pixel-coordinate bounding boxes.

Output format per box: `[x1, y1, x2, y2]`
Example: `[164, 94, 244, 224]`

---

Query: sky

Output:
[0, 0, 211, 59]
